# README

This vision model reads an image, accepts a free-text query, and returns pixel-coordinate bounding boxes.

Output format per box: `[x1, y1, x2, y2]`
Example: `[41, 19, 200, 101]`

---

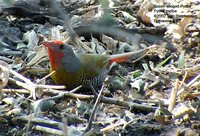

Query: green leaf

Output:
[156, 55, 172, 68]
[178, 50, 185, 69]
[33, 99, 55, 113]
[142, 63, 150, 71]
[132, 70, 142, 78]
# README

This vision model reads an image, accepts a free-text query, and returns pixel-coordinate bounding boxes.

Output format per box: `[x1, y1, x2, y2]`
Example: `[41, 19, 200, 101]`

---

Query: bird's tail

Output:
[109, 45, 156, 64]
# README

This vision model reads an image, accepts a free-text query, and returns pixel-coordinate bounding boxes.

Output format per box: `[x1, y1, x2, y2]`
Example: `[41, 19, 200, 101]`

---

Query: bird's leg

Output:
[87, 80, 99, 97]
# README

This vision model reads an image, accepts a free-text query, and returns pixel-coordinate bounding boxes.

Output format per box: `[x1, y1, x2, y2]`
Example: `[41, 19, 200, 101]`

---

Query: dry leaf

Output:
[27, 46, 48, 67]
[137, 0, 153, 24]
[91, 37, 106, 54]
[173, 104, 194, 118]
[101, 34, 118, 52]
[166, 17, 194, 40]
[104, 105, 125, 118]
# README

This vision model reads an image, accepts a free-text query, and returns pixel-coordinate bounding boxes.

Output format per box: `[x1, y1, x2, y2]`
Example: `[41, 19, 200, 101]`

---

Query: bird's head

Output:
[41, 40, 75, 70]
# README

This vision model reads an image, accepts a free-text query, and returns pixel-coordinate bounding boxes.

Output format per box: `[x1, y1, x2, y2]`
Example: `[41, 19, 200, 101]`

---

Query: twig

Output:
[101, 96, 156, 113]
[177, 73, 200, 96]
[25, 114, 34, 136]
[1, 89, 30, 94]
[168, 79, 179, 112]
[0, 56, 14, 63]
[179, 70, 188, 88]
[0, 51, 23, 55]
[36, 71, 55, 84]
[74, 37, 94, 52]
[12, 115, 65, 129]
[35, 84, 66, 89]
[83, 85, 105, 134]
[9, 67, 69, 99]
[9, 69, 36, 99]
[83, 128, 97, 136]
[60, 116, 68, 136]
[38, 85, 82, 102]
[33, 125, 65, 136]
[52, 112, 86, 125]
[9, 77, 36, 99]
[42, 89, 156, 113]
[101, 119, 126, 132]
[71, 5, 99, 15]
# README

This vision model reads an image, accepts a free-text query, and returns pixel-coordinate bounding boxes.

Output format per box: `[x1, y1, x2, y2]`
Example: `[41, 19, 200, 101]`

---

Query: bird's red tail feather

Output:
[109, 56, 130, 63]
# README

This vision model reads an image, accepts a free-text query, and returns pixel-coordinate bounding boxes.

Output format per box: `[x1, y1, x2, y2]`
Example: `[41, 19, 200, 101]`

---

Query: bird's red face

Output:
[41, 40, 65, 70]
[41, 40, 64, 49]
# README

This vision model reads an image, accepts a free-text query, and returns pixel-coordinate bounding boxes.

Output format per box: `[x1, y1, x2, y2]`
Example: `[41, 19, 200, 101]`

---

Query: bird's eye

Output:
[59, 44, 65, 49]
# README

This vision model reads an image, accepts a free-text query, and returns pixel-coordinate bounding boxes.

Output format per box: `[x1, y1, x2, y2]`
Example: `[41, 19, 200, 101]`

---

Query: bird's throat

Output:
[48, 49, 64, 70]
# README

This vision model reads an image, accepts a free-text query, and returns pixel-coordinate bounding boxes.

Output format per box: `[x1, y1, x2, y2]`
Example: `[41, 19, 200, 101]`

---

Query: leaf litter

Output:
[0, 0, 199, 135]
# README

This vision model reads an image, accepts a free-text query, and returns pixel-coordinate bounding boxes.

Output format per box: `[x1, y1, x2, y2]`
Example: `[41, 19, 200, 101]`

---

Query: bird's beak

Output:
[40, 40, 64, 48]
[40, 41, 53, 48]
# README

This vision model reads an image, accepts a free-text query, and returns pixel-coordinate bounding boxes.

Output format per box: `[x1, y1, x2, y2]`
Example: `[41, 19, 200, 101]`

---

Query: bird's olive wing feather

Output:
[78, 54, 109, 78]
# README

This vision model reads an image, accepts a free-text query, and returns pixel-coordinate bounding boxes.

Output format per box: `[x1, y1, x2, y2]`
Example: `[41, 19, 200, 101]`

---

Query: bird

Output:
[41, 40, 151, 91]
